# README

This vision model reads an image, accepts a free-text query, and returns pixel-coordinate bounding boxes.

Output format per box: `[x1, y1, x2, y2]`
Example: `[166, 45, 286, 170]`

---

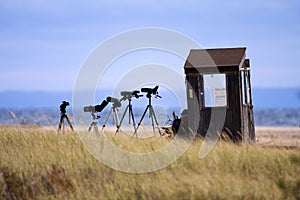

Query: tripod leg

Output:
[128, 105, 131, 124]
[116, 105, 129, 134]
[89, 122, 99, 133]
[102, 108, 112, 130]
[63, 119, 65, 134]
[65, 115, 74, 131]
[62, 115, 65, 134]
[58, 115, 64, 131]
[114, 108, 120, 129]
[88, 122, 93, 132]
[129, 105, 137, 132]
[92, 122, 99, 133]
[94, 124, 99, 133]
[149, 106, 155, 133]
[150, 106, 162, 135]
[134, 105, 149, 136]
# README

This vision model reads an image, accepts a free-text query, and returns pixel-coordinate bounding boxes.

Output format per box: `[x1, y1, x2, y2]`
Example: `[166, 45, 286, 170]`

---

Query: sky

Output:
[0, 0, 299, 91]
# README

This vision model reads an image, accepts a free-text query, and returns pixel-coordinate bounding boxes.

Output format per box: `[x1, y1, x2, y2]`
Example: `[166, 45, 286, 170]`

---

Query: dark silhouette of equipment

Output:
[58, 101, 74, 133]
[171, 112, 181, 134]
[170, 110, 188, 134]
[102, 97, 122, 131]
[161, 110, 189, 139]
[134, 86, 162, 137]
[84, 100, 108, 133]
[116, 90, 142, 134]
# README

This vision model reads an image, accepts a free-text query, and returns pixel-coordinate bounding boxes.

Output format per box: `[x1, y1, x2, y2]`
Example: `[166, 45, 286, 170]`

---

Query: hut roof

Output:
[184, 47, 246, 73]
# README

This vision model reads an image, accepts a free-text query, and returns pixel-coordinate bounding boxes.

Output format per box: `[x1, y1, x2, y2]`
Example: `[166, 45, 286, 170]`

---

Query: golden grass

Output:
[0, 126, 299, 199]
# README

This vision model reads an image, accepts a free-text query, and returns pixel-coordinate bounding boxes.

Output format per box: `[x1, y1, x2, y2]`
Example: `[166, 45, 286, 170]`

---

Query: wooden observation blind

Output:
[184, 47, 255, 143]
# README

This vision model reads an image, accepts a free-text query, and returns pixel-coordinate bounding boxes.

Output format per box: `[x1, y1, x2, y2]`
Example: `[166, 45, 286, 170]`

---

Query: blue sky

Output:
[0, 0, 299, 91]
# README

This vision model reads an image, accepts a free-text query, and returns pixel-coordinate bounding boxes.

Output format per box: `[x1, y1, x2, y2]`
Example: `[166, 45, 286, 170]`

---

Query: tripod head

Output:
[91, 112, 101, 120]
[106, 96, 122, 109]
[141, 86, 162, 99]
[120, 90, 143, 101]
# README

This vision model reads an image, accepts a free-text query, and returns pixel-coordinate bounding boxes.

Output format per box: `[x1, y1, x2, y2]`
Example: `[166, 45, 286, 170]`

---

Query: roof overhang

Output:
[184, 47, 246, 74]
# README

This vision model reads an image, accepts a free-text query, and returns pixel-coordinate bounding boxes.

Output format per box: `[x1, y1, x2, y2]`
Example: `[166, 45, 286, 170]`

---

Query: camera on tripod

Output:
[83, 100, 108, 113]
[60, 101, 70, 114]
[141, 86, 162, 98]
[58, 100, 74, 133]
[134, 85, 162, 136]
[120, 90, 143, 101]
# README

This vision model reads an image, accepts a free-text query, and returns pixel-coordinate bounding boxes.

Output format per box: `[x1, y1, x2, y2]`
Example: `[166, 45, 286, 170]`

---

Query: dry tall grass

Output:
[0, 126, 299, 199]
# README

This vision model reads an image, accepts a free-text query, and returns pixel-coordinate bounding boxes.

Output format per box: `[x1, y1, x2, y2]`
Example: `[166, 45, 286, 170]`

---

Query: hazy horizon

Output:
[0, 87, 299, 109]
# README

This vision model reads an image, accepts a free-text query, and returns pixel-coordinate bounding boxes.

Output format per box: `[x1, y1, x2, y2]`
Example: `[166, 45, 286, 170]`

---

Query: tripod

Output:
[58, 112, 74, 133]
[88, 112, 100, 133]
[102, 106, 120, 131]
[116, 98, 137, 134]
[134, 95, 161, 137]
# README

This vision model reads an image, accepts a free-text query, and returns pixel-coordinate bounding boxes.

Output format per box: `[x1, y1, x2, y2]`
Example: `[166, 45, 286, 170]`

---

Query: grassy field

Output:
[0, 126, 299, 199]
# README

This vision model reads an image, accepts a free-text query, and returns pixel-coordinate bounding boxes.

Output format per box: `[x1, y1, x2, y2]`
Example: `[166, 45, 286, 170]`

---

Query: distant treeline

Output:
[0, 108, 299, 127]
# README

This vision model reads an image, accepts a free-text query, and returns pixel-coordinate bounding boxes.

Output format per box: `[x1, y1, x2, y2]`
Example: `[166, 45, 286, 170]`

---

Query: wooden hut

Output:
[184, 47, 255, 143]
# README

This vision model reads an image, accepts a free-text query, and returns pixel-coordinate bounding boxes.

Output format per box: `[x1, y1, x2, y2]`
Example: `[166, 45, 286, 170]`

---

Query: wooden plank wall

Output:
[224, 72, 243, 142]
[186, 74, 200, 133]
[186, 72, 244, 142]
